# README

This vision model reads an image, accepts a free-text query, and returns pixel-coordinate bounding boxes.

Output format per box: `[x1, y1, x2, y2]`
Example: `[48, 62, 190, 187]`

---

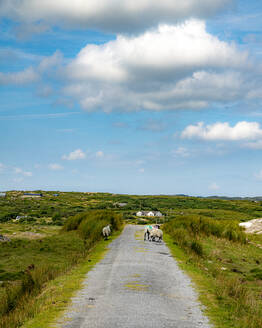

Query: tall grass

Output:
[164, 215, 262, 328]
[0, 210, 122, 328]
[164, 215, 246, 256]
[63, 210, 122, 247]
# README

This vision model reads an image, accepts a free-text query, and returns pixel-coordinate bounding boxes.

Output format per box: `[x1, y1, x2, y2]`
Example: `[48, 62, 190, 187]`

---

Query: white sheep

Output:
[102, 225, 111, 240]
[149, 228, 163, 242]
[144, 225, 153, 241]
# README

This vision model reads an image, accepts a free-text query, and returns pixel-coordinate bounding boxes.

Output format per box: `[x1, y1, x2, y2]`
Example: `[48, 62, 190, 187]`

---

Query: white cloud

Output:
[62, 149, 86, 160]
[38, 50, 63, 73]
[172, 147, 190, 157]
[181, 121, 262, 141]
[0, 163, 4, 173]
[14, 22, 51, 40]
[138, 168, 145, 173]
[0, 0, 233, 34]
[255, 170, 262, 180]
[14, 167, 32, 177]
[0, 67, 39, 85]
[95, 151, 104, 158]
[209, 182, 220, 191]
[48, 163, 64, 170]
[64, 20, 248, 112]
[244, 140, 262, 149]
[0, 51, 62, 87]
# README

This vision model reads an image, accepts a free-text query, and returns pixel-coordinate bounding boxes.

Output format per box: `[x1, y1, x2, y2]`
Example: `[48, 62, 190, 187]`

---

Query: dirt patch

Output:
[8, 231, 45, 239]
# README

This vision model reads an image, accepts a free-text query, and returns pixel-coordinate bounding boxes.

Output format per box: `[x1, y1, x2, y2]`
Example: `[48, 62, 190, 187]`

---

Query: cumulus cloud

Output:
[181, 121, 262, 141]
[0, 67, 39, 85]
[14, 167, 32, 176]
[64, 20, 248, 112]
[48, 163, 64, 170]
[0, 51, 62, 87]
[62, 149, 86, 160]
[0, 0, 233, 34]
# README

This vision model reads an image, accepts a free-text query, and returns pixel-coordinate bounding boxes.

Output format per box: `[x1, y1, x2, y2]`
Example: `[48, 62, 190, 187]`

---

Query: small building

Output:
[0, 192, 6, 197]
[154, 211, 163, 217]
[147, 211, 155, 217]
[136, 210, 163, 217]
[136, 211, 145, 217]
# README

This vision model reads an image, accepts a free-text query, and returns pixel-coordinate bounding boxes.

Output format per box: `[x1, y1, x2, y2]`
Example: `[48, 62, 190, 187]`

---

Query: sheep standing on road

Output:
[144, 225, 153, 241]
[102, 225, 111, 240]
[149, 228, 163, 242]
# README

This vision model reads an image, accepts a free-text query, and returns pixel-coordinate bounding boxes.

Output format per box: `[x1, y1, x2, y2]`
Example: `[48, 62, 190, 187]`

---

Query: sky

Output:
[1, 0, 262, 196]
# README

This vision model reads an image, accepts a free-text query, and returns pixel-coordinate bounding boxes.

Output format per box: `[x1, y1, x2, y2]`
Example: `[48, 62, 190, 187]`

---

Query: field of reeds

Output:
[164, 215, 262, 328]
[0, 210, 122, 328]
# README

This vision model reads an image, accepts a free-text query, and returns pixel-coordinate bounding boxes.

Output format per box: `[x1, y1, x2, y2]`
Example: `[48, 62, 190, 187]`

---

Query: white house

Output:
[136, 210, 163, 217]
[136, 211, 144, 216]
[147, 211, 155, 217]
[155, 211, 163, 217]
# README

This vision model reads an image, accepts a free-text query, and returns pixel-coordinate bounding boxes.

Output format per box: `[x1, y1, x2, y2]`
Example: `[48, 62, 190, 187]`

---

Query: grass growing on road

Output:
[164, 215, 262, 328]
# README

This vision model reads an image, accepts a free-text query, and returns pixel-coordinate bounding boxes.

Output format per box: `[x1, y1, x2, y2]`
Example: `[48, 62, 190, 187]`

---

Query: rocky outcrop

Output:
[239, 218, 262, 234]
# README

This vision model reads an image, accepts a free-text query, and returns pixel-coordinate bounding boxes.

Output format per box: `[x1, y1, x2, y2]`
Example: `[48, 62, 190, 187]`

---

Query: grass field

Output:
[164, 215, 262, 328]
[0, 210, 123, 328]
[2, 190, 262, 327]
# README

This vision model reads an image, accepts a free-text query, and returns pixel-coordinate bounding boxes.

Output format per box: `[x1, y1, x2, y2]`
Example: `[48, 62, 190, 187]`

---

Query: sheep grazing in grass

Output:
[102, 225, 111, 240]
[149, 228, 163, 242]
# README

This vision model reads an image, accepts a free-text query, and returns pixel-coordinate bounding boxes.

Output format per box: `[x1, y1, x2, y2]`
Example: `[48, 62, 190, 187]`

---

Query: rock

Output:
[0, 234, 11, 242]
[239, 218, 262, 234]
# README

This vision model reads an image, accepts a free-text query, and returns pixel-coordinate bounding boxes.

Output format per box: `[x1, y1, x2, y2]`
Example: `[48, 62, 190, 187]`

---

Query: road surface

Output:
[56, 225, 211, 328]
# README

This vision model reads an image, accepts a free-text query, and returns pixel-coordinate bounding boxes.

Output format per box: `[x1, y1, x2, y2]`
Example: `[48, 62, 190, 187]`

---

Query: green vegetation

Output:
[164, 215, 262, 328]
[2, 190, 262, 327]
[1, 190, 262, 226]
[21, 231, 122, 328]
[0, 210, 122, 328]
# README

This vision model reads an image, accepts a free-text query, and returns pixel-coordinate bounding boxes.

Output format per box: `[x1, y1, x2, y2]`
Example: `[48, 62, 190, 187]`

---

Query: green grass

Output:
[164, 218, 262, 328]
[0, 210, 123, 328]
[21, 231, 122, 328]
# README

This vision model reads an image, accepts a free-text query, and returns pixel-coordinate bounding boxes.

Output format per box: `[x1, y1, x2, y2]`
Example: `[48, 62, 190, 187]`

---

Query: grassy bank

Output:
[164, 215, 262, 328]
[0, 210, 123, 328]
[21, 230, 122, 328]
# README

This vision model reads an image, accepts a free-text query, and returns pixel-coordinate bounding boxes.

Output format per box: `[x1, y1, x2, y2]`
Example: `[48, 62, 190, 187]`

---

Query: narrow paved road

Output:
[57, 225, 211, 328]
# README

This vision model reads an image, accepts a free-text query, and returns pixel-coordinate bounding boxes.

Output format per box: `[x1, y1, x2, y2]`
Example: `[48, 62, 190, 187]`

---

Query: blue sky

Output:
[1, 0, 262, 196]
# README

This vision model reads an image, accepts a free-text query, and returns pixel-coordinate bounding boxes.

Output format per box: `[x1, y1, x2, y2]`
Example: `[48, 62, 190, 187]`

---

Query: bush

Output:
[164, 215, 246, 244]
[63, 210, 123, 247]
[190, 240, 203, 256]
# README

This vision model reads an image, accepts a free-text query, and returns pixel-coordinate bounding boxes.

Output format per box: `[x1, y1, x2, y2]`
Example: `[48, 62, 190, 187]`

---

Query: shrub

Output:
[190, 240, 203, 256]
[63, 210, 123, 247]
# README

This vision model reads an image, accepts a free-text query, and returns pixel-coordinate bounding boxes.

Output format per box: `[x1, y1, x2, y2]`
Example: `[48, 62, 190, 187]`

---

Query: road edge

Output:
[21, 230, 123, 328]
